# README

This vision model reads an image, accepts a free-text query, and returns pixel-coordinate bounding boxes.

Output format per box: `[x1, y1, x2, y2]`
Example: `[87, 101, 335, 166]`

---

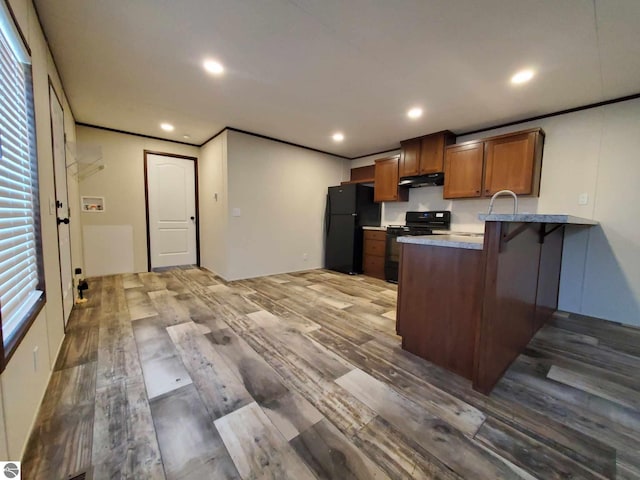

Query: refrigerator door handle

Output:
[325, 194, 331, 235]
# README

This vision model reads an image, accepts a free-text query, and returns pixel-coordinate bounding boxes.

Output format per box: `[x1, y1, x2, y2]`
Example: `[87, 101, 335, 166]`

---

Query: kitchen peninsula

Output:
[396, 214, 597, 394]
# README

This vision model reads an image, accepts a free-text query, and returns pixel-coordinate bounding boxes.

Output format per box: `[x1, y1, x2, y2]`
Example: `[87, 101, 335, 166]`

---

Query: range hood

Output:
[398, 172, 444, 188]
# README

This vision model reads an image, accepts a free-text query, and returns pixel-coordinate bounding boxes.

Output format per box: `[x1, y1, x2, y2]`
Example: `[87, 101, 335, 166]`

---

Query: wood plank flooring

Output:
[21, 267, 639, 479]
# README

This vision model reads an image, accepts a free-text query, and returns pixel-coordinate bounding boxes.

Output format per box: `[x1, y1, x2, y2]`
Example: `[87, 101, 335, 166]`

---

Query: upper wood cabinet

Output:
[443, 142, 484, 199]
[374, 156, 409, 203]
[341, 165, 375, 185]
[400, 131, 455, 178]
[399, 138, 421, 177]
[420, 131, 456, 174]
[443, 128, 544, 200]
[484, 129, 543, 196]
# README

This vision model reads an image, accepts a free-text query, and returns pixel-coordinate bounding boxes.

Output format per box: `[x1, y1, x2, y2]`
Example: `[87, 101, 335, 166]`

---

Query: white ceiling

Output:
[33, 0, 640, 158]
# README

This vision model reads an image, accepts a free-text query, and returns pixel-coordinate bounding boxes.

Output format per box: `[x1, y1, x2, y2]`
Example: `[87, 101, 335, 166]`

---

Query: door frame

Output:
[48, 77, 74, 328]
[143, 150, 200, 271]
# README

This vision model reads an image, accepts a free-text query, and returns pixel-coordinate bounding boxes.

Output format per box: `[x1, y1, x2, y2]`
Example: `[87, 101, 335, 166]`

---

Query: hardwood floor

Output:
[21, 267, 638, 479]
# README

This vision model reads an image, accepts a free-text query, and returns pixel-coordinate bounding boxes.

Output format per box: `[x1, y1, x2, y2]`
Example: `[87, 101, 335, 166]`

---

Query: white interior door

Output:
[50, 84, 73, 324]
[146, 153, 197, 268]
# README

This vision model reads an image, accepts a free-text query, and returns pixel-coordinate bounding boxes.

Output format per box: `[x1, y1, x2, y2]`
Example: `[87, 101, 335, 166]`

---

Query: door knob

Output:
[57, 217, 70, 225]
[190, 216, 195, 221]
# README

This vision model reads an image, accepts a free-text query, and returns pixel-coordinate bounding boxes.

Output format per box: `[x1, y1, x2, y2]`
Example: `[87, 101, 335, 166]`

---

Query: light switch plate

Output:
[232, 208, 241, 217]
[578, 193, 589, 205]
[49, 196, 56, 215]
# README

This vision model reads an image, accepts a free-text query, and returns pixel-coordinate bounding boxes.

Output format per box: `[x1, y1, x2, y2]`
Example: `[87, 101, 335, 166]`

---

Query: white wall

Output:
[1, 0, 78, 460]
[356, 99, 640, 326]
[199, 132, 229, 278]
[76, 126, 199, 274]
[579, 100, 640, 323]
[223, 131, 348, 280]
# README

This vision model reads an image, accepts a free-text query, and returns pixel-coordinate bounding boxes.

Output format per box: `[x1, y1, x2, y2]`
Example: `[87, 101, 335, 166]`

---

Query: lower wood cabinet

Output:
[363, 230, 386, 279]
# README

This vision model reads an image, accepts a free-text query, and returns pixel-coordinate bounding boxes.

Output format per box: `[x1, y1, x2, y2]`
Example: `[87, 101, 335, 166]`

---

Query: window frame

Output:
[0, 0, 46, 372]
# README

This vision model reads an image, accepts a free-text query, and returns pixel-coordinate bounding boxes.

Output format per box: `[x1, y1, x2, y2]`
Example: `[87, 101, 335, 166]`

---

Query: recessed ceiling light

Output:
[183, 134, 191, 139]
[203, 59, 224, 75]
[511, 69, 535, 85]
[407, 107, 423, 119]
[332, 132, 344, 142]
[160, 123, 174, 132]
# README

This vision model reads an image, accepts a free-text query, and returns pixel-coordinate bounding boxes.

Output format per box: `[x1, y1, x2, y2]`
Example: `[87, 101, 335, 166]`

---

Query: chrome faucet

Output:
[487, 189, 518, 215]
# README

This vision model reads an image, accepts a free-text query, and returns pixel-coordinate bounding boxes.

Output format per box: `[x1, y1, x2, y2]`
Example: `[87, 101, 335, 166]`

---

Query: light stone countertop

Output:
[362, 226, 387, 231]
[478, 213, 598, 225]
[430, 230, 484, 237]
[397, 234, 484, 250]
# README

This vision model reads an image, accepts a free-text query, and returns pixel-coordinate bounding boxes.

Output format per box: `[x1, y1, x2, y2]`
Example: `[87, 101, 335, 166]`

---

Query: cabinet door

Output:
[484, 131, 537, 195]
[363, 231, 386, 279]
[399, 138, 421, 178]
[349, 165, 375, 183]
[375, 156, 406, 202]
[363, 255, 385, 279]
[364, 238, 385, 256]
[443, 142, 484, 199]
[419, 131, 454, 174]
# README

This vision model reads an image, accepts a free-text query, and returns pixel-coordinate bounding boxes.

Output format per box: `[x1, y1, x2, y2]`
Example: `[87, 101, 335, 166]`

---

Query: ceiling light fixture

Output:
[407, 107, 423, 119]
[203, 59, 224, 75]
[160, 123, 174, 132]
[332, 132, 344, 142]
[511, 69, 535, 85]
[183, 134, 191, 140]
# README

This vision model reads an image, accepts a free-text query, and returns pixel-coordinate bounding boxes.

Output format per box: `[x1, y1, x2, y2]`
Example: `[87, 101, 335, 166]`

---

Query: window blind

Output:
[0, 7, 41, 348]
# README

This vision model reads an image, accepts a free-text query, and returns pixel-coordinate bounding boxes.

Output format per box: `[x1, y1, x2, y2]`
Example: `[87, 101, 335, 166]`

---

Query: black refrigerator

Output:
[325, 184, 381, 274]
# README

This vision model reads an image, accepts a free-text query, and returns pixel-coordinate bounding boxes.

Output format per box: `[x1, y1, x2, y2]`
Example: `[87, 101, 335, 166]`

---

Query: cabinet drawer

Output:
[364, 239, 385, 257]
[363, 255, 385, 279]
[364, 230, 386, 241]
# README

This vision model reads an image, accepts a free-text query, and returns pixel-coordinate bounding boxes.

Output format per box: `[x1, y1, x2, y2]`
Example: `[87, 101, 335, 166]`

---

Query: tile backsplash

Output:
[382, 186, 540, 233]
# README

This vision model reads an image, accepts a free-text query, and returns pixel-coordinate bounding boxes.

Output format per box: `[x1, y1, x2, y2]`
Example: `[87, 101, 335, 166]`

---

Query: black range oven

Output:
[384, 211, 451, 283]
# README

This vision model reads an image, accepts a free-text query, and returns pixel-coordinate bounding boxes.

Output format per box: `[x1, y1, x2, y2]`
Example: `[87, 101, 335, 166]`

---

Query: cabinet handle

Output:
[476, 190, 480, 194]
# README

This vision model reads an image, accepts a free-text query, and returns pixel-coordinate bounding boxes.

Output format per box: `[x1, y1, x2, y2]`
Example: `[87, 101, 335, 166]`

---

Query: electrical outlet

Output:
[232, 208, 241, 217]
[33, 346, 39, 372]
[578, 193, 589, 205]
[303, 253, 308, 261]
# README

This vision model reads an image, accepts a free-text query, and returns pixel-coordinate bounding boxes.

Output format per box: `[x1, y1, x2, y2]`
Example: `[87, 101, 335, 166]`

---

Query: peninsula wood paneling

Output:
[474, 222, 541, 394]
[397, 243, 483, 379]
